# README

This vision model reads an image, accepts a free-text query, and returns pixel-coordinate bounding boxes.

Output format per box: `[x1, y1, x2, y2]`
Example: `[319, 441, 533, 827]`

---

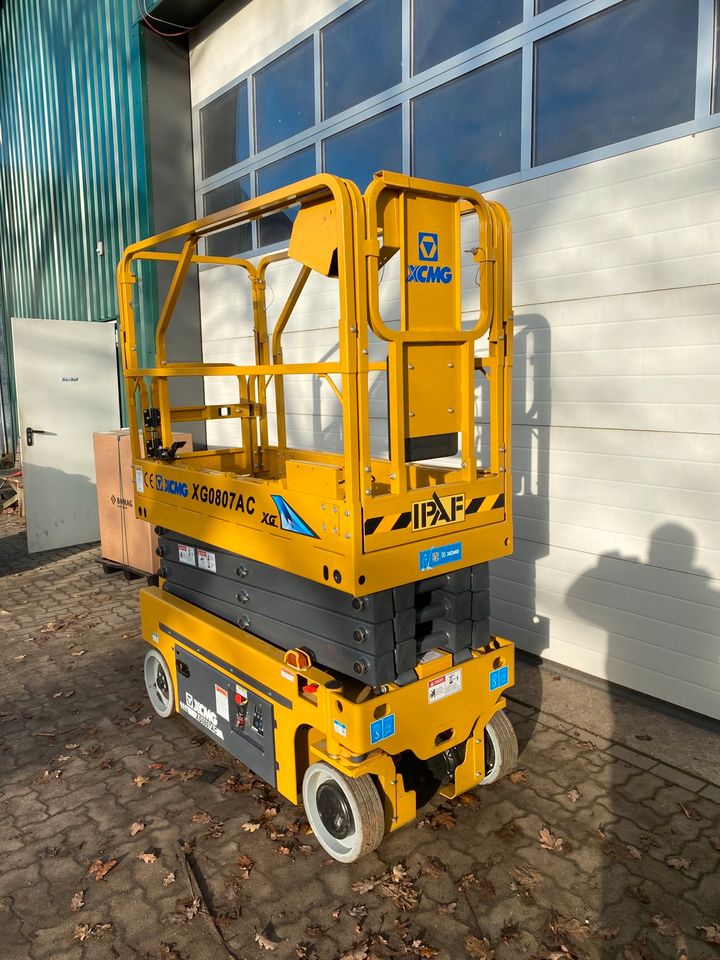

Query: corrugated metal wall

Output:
[0, 0, 152, 449]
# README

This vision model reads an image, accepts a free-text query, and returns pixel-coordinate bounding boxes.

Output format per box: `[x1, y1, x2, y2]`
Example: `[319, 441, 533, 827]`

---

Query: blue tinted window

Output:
[204, 176, 252, 257]
[536, 0, 565, 12]
[255, 39, 315, 152]
[323, 108, 402, 190]
[200, 82, 249, 178]
[412, 52, 522, 185]
[322, 0, 401, 119]
[534, 0, 698, 166]
[257, 146, 315, 247]
[413, 0, 522, 75]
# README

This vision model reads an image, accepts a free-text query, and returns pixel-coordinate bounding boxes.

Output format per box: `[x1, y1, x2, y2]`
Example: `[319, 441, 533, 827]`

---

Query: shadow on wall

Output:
[494, 312, 552, 750]
[566, 523, 720, 719]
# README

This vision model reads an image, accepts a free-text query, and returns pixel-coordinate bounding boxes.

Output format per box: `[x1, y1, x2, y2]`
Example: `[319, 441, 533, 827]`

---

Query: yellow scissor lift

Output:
[118, 172, 517, 861]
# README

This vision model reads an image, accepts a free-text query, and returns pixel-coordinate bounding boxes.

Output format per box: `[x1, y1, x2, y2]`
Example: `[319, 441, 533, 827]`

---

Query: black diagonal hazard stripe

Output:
[466, 497, 484, 515]
[495, 493, 505, 510]
[392, 512, 411, 530]
[364, 516, 382, 536]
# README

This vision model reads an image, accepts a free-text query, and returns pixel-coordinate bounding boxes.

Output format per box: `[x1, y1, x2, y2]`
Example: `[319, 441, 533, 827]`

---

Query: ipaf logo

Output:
[408, 231, 453, 284]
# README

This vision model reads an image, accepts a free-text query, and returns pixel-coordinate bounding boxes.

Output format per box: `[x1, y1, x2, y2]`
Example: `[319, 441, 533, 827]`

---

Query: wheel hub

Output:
[156, 666, 169, 699]
[316, 780, 355, 839]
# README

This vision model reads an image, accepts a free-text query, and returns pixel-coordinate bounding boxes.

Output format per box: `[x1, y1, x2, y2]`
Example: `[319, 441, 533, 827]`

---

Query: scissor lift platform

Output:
[119, 172, 518, 860]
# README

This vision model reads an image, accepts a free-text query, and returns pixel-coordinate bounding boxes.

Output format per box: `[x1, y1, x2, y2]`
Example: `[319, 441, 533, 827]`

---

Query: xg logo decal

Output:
[418, 232, 438, 262]
[408, 231, 453, 284]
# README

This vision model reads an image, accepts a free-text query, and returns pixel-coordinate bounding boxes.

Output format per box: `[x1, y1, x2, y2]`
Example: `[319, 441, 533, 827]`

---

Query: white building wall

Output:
[189, 2, 720, 720]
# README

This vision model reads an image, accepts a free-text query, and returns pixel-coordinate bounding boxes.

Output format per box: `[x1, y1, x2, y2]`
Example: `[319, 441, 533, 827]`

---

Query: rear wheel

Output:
[143, 649, 174, 718]
[302, 761, 385, 862]
[480, 710, 518, 785]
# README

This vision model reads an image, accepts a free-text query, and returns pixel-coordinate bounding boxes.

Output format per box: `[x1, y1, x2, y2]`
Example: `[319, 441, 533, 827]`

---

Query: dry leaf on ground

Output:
[88, 858, 118, 881]
[236, 854, 254, 879]
[130, 821, 145, 836]
[138, 852, 158, 863]
[73, 922, 112, 941]
[567, 788, 581, 803]
[163, 872, 176, 886]
[678, 803, 701, 821]
[650, 915, 681, 938]
[255, 921, 283, 951]
[464, 933, 494, 958]
[539, 827, 565, 851]
[132, 774, 150, 788]
[423, 857, 446, 878]
[697, 924, 720, 944]
[419, 808, 456, 830]
[666, 856, 691, 871]
[69, 891, 85, 912]
[509, 770, 526, 783]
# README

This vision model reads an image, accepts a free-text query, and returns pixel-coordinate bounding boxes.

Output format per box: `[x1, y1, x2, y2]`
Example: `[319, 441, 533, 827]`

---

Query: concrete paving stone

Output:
[650, 763, 706, 793]
[607, 743, 658, 770]
[699, 782, 720, 804]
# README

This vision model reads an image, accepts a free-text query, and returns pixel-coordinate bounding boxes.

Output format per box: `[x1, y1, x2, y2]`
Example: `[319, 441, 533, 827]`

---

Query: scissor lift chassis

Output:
[121, 172, 518, 860]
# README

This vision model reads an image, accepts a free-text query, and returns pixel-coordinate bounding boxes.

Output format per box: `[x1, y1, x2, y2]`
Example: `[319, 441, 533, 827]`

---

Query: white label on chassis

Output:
[178, 544, 196, 566]
[135, 467, 144, 493]
[197, 548, 216, 573]
[180, 693, 224, 739]
[427, 668, 463, 704]
[214, 683, 230, 721]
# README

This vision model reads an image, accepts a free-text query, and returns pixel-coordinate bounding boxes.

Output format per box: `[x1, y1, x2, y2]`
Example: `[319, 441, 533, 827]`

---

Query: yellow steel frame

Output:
[117, 172, 513, 595]
[142, 586, 513, 829]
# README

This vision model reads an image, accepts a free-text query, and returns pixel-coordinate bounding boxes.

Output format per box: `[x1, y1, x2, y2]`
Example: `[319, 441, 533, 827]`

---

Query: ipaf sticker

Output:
[333, 720, 347, 738]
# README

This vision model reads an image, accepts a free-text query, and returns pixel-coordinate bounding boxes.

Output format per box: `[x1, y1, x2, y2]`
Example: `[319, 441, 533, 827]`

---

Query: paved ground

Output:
[1, 512, 719, 960]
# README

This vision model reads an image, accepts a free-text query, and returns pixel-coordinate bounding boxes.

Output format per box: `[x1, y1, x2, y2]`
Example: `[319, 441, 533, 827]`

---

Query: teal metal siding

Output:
[0, 0, 150, 323]
[0, 0, 155, 447]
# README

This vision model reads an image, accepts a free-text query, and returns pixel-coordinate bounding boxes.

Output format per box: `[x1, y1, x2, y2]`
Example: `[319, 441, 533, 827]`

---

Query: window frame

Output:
[192, 0, 719, 260]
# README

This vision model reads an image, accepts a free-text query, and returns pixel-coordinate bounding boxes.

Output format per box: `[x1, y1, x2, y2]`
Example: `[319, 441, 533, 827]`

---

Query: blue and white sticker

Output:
[489, 666, 509, 691]
[419, 541, 463, 572]
[333, 719, 347, 738]
[370, 713, 395, 744]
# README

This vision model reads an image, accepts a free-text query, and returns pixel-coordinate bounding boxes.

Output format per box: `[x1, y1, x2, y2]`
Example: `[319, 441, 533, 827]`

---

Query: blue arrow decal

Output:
[271, 495, 319, 538]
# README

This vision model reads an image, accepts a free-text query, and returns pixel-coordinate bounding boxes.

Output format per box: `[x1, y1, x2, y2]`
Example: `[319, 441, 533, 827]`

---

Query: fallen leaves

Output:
[508, 770, 527, 783]
[163, 872, 176, 887]
[137, 852, 158, 863]
[510, 863, 543, 897]
[130, 821, 145, 836]
[666, 855, 691, 871]
[73, 922, 112, 941]
[678, 802, 701, 821]
[464, 934, 494, 958]
[351, 863, 419, 911]
[255, 921, 283, 951]
[539, 826, 565, 852]
[567, 788, 582, 803]
[88, 858, 118, 881]
[423, 856, 446, 878]
[697, 923, 720, 944]
[650, 914, 681, 938]
[132, 774, 150, 788]
[417, 807, 456, 830]
[236, 854, 254, 880]
[69, 891, 85, 912]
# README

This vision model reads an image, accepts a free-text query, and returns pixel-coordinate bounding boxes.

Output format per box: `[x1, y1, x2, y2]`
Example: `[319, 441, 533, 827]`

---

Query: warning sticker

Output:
[427, 668, 463, 704]
[214, 683, 229, 722]
[135, 467, 144, 493]
[333, 719, 347, 738]
[178, 544, 196, 566]
[197, 548, 216, 573]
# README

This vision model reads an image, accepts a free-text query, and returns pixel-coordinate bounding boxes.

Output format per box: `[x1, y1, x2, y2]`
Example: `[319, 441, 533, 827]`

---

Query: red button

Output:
[302, 684, 319, 694]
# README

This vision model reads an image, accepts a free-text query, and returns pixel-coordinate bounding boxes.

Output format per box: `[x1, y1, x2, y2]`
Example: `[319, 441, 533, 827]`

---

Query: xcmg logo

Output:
[407, 231, 453, 284]
[156, 474, 188, 498]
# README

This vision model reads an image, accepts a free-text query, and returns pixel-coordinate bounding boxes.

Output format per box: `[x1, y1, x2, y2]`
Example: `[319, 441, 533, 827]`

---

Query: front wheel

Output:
[302, 762, 385, 863]
[480, 710, 518, 785]
[143, 648, 175, 718]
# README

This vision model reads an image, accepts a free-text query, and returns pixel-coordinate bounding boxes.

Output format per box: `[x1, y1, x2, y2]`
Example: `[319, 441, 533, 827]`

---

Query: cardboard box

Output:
[93, 429, 192, 574]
